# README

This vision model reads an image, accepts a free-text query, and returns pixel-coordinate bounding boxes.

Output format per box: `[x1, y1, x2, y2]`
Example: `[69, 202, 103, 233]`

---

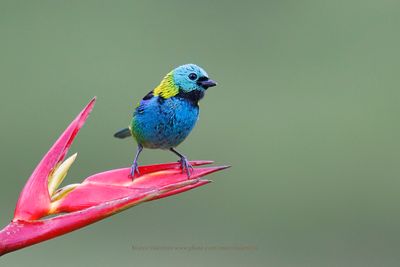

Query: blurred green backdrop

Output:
[1, 0, 400, 266]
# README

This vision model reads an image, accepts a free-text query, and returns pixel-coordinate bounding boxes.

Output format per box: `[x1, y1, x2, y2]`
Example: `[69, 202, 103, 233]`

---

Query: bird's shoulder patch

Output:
[142, 90, 154, 100]
[153, 71, 179, 99]
[133, 90, 154, 115]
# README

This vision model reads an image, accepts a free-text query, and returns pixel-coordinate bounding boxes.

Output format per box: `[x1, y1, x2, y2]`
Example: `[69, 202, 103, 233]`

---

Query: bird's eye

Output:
[188, 73, 197, 80]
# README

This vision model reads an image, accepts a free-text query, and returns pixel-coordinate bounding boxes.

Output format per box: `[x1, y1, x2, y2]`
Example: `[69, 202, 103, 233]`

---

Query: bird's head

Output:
[154, 64, 217, 102]
[172, 64, 217, 93]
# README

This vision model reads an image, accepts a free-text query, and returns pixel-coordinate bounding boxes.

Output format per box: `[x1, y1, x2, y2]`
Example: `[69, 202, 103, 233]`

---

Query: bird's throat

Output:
[176, 90, 204, 105]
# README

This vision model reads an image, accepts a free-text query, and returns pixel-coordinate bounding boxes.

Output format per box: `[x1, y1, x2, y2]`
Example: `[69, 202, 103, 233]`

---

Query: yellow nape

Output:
[153, 71, 179, 99]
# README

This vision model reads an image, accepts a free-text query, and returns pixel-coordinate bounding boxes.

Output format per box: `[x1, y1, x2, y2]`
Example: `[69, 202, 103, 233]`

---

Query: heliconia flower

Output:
[0, 98, 229, 256]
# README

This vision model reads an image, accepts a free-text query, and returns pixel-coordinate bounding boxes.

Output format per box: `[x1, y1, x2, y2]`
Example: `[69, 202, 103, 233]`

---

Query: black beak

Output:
[197, 78, 217, 89]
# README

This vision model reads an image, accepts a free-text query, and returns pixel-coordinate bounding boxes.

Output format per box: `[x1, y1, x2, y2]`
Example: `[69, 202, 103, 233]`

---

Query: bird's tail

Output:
[114, 128, 132, 139]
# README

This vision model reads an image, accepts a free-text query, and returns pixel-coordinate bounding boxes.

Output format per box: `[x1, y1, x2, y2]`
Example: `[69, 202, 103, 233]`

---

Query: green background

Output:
[1, 0, 400, 266]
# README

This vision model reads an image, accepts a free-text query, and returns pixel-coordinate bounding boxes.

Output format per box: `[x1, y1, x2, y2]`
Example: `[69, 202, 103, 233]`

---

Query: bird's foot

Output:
[179, 157, 194, 179]
[130, 162, 140, 180]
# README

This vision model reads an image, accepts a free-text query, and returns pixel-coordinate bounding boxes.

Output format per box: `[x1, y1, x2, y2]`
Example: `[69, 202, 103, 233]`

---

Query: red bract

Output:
[0, 98, 229, 256]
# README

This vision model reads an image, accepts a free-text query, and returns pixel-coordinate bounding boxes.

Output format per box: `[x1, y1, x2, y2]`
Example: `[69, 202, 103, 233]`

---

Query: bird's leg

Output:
[169, 148, 194, 178]
[130, 144, 143, 179]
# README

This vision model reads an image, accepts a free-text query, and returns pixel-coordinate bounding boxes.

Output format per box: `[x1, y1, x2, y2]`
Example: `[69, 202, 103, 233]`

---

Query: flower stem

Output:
[0, 225, 10, 256]
[0, 221, 31, 256]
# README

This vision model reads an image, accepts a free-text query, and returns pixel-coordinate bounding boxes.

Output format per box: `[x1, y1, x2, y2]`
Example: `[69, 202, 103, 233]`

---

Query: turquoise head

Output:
[172, 64, 217, 93]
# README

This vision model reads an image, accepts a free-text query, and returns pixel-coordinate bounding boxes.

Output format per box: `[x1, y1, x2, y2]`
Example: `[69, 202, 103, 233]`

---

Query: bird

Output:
[114, 64, 217, 179]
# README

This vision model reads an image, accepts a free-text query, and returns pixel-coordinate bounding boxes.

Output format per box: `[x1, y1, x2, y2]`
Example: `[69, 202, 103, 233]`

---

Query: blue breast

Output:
[131, 96, 199, 149]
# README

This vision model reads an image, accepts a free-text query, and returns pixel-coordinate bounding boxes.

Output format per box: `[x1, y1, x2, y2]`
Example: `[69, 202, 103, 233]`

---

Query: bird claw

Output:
[179, 157, 194, 179]
[130, 162, 140, 180]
